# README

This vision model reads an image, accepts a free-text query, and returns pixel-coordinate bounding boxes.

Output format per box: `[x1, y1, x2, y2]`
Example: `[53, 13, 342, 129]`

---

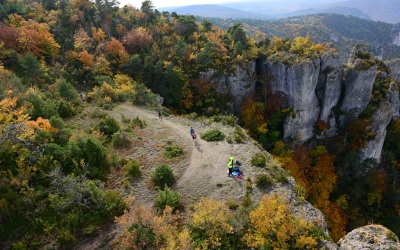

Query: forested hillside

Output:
[203, 13, 400, 60]
[1, 0, 400, 248]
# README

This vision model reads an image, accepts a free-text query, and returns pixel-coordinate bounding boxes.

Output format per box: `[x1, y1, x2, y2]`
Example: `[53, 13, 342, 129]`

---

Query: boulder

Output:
[337, 224, 400, 250]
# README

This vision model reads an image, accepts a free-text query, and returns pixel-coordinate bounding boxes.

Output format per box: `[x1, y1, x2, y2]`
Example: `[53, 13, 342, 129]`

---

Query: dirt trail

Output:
[75, 103, 266, 249]
[116, 103, 268, 206]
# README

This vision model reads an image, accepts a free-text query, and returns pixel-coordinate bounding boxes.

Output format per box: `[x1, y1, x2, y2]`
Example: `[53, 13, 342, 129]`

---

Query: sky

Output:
[119, 0, 238, 8]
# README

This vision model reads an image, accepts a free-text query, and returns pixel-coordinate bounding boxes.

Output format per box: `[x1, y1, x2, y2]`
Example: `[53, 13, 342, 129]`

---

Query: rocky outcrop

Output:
[205, 61, 256, 113]
[213, 51, 399, 162]
[317, 53, 343, 123]
[227, 62, 256, 111]
[359, 83, 400, 163]
[337, 224, 400, 250]
[387, 59, 400, 82]
[266, 59, 321, 142]
[340, 64, 377, 119]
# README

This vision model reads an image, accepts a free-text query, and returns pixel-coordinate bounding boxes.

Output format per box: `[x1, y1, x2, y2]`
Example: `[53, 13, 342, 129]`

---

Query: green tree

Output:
[151, 164, 175, 188]
[154, 186, 181, 212]
[57, 78, 80, 104]
[20, 53, 45, 86]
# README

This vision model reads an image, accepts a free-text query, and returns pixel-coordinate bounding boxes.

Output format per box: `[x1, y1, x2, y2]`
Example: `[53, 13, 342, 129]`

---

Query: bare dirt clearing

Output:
[113, 103, 268, 207]
[74, 103, 304, 249]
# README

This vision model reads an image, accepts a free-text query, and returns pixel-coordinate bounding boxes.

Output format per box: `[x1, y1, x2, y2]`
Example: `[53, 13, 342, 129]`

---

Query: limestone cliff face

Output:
[358, 83, 400, 163]
[218, 53, 399, 162]
[317, 53, 343, 123]
[387, 59, 400, 82]
[227, 62, 256, 111]
[266, 59, 321, 142]
[204, 61, 256, 113]
[340, 63, 377, 118]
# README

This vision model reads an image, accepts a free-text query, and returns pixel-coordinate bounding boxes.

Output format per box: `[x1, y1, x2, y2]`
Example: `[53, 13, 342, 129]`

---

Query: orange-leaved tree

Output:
[309, 152, 347, 241]
[114, 196, 187, 250]
[240, 97, 267, 138]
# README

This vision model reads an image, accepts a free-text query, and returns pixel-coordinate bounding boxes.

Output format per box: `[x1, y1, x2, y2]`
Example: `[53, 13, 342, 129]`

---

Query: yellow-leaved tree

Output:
[244, 195, 322, 249]
[188, 197, 234, 249]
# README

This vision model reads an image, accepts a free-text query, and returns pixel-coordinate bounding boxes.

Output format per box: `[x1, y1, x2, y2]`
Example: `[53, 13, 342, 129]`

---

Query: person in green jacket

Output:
[228, 155, 234, 177]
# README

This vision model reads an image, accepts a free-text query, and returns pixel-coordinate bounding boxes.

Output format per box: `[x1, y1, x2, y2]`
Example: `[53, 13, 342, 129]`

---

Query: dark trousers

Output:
[228, 167, 233, 176]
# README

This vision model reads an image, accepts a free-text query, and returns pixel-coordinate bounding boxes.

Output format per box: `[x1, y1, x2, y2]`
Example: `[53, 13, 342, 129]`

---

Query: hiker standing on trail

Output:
[228, 155, 234, 177]
[190, 127, 195, 135]
[158, 109, 162, 121]
[192, 132, 198, 146]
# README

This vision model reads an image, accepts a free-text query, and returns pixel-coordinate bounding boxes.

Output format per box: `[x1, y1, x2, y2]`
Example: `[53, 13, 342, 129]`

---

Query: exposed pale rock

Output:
[227, 62, 256, 111]
[359, 83, 400, 163]
[204, 62, 256, 113]
[386, 59, 400, 82]
[266, 59, 321, 142]
[340, 64, 377, 117]
[338, 224, 400, 250]
[317, 53, 343, 123]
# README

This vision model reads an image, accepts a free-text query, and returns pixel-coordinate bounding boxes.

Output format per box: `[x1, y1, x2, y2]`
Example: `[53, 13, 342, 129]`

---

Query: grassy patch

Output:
[225, 198, 239, 210]
[268, 165, 290, 184]
[234, 125, 246, 143]
[123, 160, 141, 178]
[165, 145, 184, 158]
[112, 131, 131, 148]
[131, 116, 147, 129]
[255, 174, 273, 189]
[251, 152, 267, 167]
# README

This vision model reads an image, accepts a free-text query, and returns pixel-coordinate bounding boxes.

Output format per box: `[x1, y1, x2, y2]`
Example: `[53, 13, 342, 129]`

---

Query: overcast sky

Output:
[119, 0, 238, 8]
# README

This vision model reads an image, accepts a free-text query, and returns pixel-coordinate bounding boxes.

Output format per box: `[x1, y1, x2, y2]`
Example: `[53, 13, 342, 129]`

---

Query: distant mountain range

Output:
[200, 13, 400, 60]
[160, 4, 270, 20]
[159, 0, 400, 24]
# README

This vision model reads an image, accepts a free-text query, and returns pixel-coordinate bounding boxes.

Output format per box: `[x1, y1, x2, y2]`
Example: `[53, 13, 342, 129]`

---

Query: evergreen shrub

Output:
[154, 186, 181, 212]
[151, 164, 175, 188]
[201, 129, 225, 141]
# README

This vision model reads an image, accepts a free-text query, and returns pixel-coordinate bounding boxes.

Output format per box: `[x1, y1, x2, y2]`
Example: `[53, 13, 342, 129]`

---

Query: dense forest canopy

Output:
[0, 0, 400, 248]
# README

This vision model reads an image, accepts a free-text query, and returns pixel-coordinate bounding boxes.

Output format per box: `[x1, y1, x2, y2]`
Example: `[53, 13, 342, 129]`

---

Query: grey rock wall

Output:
[340, 64, 377, 116]
[266, 59, 321, 142]
[227, 62, 256, 111]
[317, 53, 343, 123]
[205, 61, 256, 113]
[359, 83, 400, 163]
[210, 52, 399, 163]
[387, 59, 400, 82]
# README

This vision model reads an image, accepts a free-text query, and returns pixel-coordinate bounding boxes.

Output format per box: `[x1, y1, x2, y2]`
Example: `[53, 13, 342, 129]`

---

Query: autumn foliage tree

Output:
[240, 97, 267, 138]
[188, 197, 234, 249]
[284, 145, 347, 241]
[114, 196, 188, 250]
[122, 27, 153, 54]
[244, 195, 321, 249]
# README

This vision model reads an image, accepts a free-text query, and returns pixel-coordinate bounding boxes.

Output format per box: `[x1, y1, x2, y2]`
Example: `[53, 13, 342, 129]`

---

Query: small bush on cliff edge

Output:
[201, 129, 225, 141]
